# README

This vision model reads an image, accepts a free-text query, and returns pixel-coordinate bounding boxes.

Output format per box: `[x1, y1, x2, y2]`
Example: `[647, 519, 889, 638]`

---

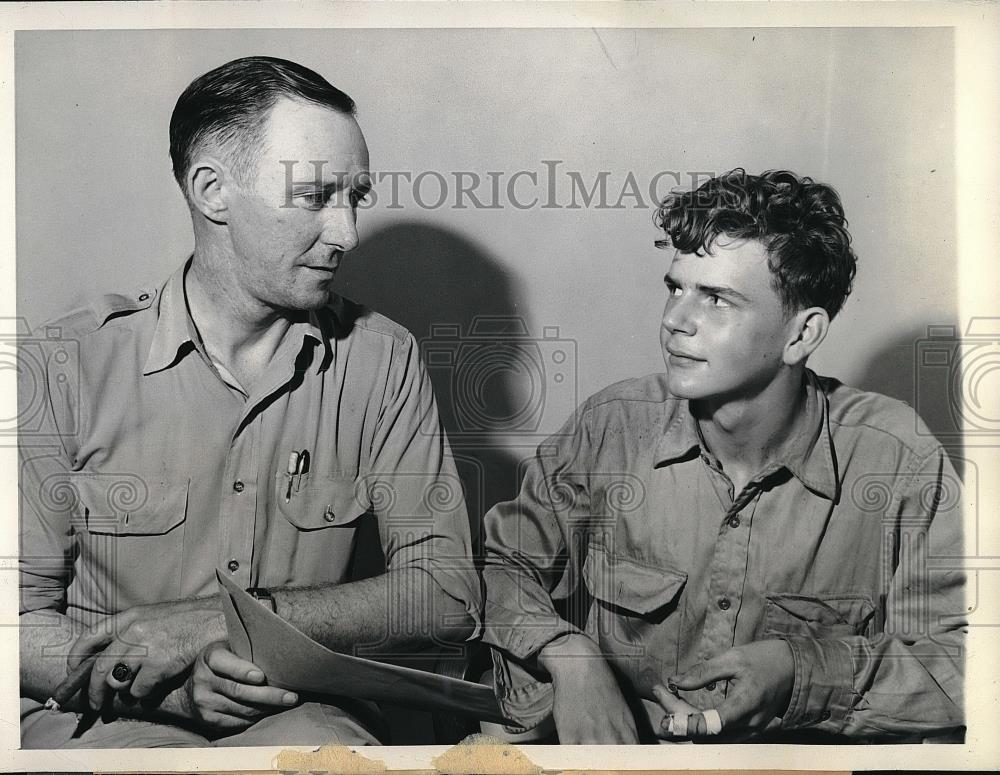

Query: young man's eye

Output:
[664, 279, 682, 296]
[709, 294, 731, 308]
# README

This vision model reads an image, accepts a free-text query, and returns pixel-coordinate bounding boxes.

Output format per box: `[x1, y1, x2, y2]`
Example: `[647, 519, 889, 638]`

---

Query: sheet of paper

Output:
[217, 570, 511, 725]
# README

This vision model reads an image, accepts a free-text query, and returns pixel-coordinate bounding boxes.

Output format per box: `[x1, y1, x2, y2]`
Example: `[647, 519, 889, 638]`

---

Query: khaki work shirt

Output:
[482, 371, 965, 741]
[19, 262, 481, 634]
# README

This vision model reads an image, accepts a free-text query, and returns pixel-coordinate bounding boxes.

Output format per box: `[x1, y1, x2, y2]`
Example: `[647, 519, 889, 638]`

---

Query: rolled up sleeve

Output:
[19, 332, 81, 616]
[367, 333, 483, 638]
[779, 446, 966, 738]
[481, 412, 597, 727]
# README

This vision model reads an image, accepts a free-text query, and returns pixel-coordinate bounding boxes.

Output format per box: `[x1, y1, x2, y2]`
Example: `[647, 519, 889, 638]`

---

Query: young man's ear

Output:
[187, 157, 230, 224]
[783, 307, 830, 366]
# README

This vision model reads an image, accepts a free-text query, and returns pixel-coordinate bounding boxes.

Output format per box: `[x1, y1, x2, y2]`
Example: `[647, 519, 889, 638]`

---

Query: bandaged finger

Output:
[703, 708, 723, 735]
[666, 712, 690, 737]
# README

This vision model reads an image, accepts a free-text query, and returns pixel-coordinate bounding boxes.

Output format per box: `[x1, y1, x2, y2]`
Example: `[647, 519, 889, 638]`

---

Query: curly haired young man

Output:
[481, 169, 966, 744]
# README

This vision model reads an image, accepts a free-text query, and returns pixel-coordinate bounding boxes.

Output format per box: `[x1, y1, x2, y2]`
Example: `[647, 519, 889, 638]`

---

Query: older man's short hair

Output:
[169, 56, 356, 193]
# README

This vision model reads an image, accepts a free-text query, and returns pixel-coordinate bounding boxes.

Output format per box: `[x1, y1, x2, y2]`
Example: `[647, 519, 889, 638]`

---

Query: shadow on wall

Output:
[855, 320, 968, 480]
[336, 221, 526, 550]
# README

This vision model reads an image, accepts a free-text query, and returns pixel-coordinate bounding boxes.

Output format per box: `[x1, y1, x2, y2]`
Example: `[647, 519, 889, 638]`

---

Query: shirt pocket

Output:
[74, 474, 189, 536]
[582, 543, 687, 616]
[763, 593, 876, 639]
[70, 474, 189, 608]
[275, 471, 370, 530]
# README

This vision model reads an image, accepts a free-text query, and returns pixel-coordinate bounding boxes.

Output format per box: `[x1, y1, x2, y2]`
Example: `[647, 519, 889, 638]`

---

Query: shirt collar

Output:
[653, 399, 702, 465]
[143, 259, 334, 377]
[653, 369, 839, 501]
[142, 262, 197, 376]
[769, 369, 839, 500]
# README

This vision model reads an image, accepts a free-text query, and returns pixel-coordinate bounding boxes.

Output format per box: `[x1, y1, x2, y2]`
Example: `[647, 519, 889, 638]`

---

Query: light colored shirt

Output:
[19, 261, 481, 635]
[482, 370, 965, 741]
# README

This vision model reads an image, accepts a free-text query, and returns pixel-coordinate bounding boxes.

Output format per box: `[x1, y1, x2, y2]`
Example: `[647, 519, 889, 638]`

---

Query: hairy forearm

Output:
[20, 608, 200, 723]
[274, 568, 474, 655]
[20, 610, 86, 707]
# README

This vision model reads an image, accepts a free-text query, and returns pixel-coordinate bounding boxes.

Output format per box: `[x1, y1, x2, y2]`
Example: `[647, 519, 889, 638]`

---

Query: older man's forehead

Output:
[258, 96, 368, 172]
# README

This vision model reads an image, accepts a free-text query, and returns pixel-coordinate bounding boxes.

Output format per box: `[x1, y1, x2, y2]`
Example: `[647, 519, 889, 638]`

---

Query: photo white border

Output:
[1, 1, 997, 771]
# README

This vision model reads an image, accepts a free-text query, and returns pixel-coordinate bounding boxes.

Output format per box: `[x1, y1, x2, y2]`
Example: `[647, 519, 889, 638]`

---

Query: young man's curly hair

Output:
[654, 169, 858, 319]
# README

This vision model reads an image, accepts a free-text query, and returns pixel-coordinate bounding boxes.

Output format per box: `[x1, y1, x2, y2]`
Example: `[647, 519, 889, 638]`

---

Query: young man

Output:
[19, 57, 480, 747]
[481, 169, 965, 743]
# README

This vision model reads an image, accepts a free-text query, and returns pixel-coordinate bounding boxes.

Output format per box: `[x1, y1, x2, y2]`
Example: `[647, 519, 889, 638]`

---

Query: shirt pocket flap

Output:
[765, 593, 876, 638]
[75, 475, 189, 536]
[276, 472, 369, 530]
[583, 544, 687, 615]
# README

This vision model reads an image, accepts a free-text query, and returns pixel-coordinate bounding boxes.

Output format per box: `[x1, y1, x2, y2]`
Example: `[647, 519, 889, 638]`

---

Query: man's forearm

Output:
[20, 610, 87, 708]
[274, 568, 474, 655]
[21, 609, 199, 723]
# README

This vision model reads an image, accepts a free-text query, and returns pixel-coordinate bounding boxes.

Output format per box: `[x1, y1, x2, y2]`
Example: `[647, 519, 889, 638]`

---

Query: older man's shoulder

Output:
[325, 293, 414, 347]
[39, 286, 159, 339]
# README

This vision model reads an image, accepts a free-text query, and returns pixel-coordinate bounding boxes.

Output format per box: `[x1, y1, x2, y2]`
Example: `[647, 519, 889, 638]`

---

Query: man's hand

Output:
[67, 599, 226, 711]
[183, 641, 299, 734]
[538, 633, 639, 744]
[652, 639, 795, 739]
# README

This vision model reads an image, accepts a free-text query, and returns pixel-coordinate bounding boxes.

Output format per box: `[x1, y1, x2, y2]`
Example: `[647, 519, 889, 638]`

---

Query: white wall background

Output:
[16, 26, 956, 489]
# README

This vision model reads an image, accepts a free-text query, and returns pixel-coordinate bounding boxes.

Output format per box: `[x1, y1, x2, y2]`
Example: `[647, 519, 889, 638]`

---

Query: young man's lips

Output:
[666, 346, 704, 361]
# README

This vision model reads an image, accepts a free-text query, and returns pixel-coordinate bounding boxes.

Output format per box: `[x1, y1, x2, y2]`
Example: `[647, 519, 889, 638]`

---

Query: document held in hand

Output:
[217, 570, 511, 724]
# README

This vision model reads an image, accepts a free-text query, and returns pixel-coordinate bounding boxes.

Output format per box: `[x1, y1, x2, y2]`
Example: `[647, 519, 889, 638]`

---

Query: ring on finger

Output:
[111, 662, 134, 683]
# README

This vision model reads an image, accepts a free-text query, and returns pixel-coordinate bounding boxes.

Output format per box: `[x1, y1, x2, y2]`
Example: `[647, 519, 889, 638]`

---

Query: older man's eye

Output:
[297, 192, 326, 209]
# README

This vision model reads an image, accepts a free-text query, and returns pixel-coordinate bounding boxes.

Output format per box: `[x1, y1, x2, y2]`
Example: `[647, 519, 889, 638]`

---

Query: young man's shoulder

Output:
[575, 372, 681, 425]
[817, 373, 944, 459]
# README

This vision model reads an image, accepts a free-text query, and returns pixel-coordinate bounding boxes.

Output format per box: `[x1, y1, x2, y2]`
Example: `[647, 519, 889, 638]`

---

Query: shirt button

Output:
[705, 682, 717, 691]
[138, 293, 149, 302]
[233, 480, 245, 493]
[728, 516, 741, 528]
[323, 508, 336, 523]
[718, 597, 731, 611]
[227, 559, 240, 572]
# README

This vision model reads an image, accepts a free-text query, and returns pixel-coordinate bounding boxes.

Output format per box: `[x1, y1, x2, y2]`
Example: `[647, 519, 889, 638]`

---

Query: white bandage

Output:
[669, 712, 689, 737]
[703, 708, 723, 735]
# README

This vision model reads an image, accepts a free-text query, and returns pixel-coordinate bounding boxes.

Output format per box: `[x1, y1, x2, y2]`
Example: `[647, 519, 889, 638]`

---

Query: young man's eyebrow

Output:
[697, 282, 751, 303]
[662, 272, 752, 303]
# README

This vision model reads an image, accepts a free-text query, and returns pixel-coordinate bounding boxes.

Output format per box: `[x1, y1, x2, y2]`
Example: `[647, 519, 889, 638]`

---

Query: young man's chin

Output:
[664, 370, 711, 401]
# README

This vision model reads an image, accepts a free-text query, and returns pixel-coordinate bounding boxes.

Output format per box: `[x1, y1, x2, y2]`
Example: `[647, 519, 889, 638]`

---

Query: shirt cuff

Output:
[778, 636, 856, 732]
[481, 601, 582, 661]
[489, 646, 556, 733]
[398, 560, 484, 642]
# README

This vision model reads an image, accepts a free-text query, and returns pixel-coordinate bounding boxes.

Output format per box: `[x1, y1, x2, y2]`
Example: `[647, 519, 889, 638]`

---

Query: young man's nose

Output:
[662, 296, 696, 335]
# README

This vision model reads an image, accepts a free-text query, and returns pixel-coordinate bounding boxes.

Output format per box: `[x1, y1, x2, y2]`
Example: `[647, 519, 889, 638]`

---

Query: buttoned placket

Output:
[210, 332, 315, 591]
[218, 411, 261, 590]
[694, 452, 762, 704]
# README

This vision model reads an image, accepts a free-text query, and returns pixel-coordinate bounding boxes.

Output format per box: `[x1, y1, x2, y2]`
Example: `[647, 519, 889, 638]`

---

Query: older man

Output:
[19, 56, 480, 747]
